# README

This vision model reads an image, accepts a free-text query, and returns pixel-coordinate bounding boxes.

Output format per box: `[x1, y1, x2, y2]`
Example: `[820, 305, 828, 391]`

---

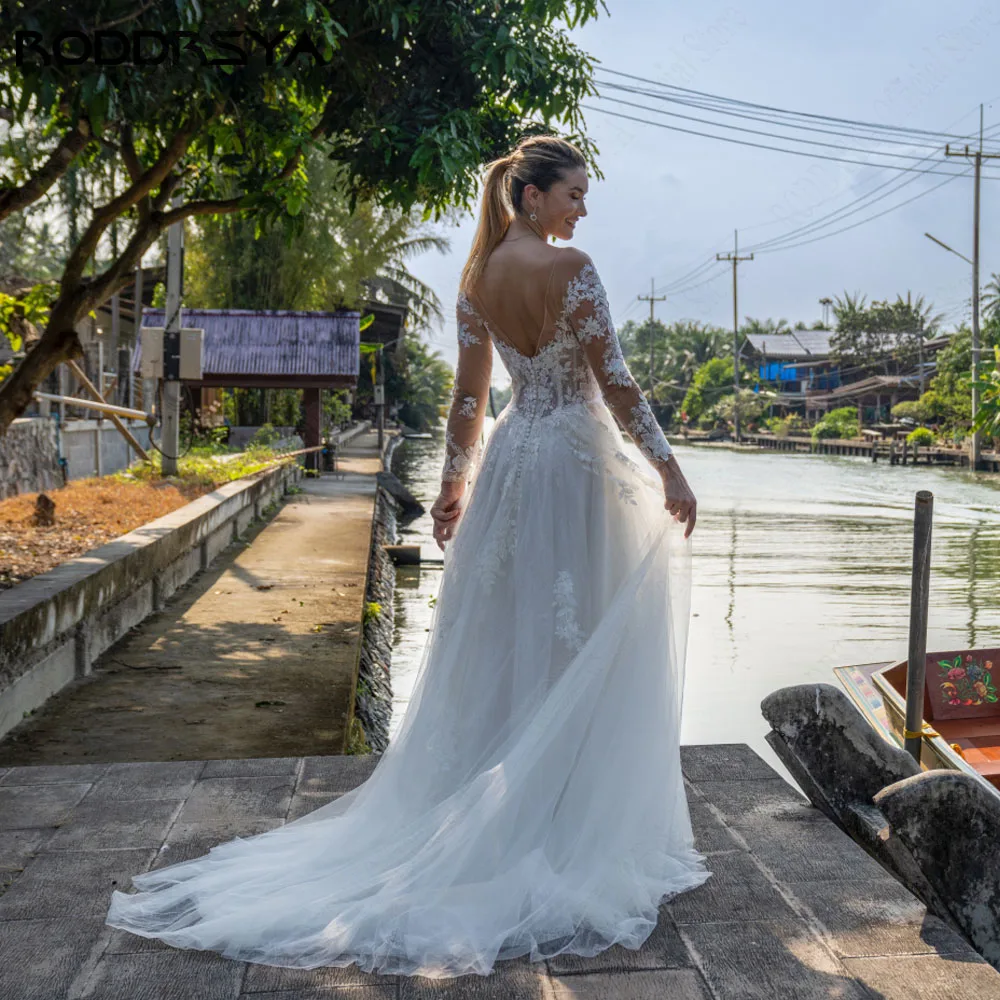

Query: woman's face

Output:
[526, 167, 589, 241]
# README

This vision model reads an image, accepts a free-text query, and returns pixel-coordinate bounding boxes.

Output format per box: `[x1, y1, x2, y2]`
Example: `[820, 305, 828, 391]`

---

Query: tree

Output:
[830, 290, 942, 375]
[681, 356, 750, 424]
[983, 272, 1000, 321]
[0, 1, 602, 429]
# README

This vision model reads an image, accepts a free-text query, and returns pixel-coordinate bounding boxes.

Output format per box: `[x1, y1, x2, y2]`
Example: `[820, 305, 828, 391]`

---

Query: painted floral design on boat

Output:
[937, 654, 998, 707]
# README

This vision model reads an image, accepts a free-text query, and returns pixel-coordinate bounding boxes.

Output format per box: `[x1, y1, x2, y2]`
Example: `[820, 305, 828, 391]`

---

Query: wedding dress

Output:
[105, 247, 709, 978]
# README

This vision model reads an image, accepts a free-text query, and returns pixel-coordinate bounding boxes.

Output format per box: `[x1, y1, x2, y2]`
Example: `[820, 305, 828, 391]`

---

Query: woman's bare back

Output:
[467, 238, 569, 359]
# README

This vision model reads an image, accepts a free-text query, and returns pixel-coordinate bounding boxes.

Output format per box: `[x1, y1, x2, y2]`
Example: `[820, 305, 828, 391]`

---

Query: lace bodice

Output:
[441, 254, 673, 485]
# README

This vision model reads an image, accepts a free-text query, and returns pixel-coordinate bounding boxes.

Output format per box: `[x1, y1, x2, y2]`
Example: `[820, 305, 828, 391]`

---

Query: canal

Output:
[388, 428, 1000, 768]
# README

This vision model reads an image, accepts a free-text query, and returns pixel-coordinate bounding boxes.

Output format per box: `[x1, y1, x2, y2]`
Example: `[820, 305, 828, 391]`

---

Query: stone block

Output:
[87, 760, 205, 801]
[85, 580, 155, 665]
[45, 797, 179, 850]
[842, 953, 1000, 999]
[876, 770, 1000, 970]
[669, 850, 797, 925]
[84, 948, 245, 1000]
[791, 878, 979, 960]
[547, 904, 690, 974]
[548, 969, 712, 1000]
[298, 754, 380, 795]
[400, 956, 549, 998]
[680, 919, 871, 1000]
[154, 822, 283, 864]
[172, 775, 295, 827]
[286, 791, 341, 822]
[0, 915, 107, 999]
[241, 961, 395, 993]
[202, 757, 299, 779]
[157, 547, 201, 605]
[686, 798, 743, 855]
[235, 504, 255, 537]
[0, 761, 108, 785]
[680, 744, 778, 783]
[0, 847, 156, 919]
[204, 520, 235, 567]
[243, 989, 396, 1000]
[0, 780, 91, 829]
[0, 638, 76, 740]
[692, 777, 817, 830]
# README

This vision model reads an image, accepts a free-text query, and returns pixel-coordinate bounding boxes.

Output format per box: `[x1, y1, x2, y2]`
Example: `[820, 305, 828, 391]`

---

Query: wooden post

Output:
[304, 387, 322, 471]
[904, 490, 934, 763]
[65, 360, 151, 463]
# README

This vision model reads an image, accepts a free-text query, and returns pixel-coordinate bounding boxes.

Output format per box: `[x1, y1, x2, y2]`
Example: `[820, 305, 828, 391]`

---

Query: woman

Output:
[106, 135, 710, 978]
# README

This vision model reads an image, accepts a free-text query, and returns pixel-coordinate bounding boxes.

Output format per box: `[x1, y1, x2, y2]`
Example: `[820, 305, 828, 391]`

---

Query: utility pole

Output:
[945, 104, 1000, 471]
[717, 230, 754, 442]
[161, 195, 184, 476]
[637, 278, 666, 396]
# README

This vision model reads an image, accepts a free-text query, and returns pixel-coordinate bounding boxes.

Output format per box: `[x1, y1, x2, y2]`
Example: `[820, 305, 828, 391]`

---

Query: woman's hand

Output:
[431, 482, 466, 550]
[661, 457, 697, 538]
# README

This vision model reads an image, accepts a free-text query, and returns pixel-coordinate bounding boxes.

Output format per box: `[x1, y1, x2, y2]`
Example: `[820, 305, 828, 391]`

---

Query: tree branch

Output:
[0, 119, 92, 224]
[158, 197, 247, 226]
[92, 0, 159, 31]
[61, 116, 204, 290]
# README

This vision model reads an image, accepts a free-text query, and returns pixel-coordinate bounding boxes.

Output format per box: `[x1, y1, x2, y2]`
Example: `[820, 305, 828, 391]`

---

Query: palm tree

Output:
[982, 273, 1000, 320]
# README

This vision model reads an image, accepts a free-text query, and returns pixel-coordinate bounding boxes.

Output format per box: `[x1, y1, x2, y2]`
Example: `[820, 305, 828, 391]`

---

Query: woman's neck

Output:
[504, 215, 547, 244]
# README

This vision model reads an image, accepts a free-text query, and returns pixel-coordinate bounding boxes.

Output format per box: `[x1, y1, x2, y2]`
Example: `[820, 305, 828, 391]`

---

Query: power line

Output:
[585, 98, 998, 178]
[598, 68, 978, 142]
[594, 81, 959, 153]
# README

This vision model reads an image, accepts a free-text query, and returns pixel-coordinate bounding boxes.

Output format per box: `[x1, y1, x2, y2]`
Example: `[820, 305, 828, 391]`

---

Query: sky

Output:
[407, 1, 1000, 380]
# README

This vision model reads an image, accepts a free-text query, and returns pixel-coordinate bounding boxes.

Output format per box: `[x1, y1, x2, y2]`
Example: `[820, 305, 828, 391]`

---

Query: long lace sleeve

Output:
[563, 257, 673, 473]
[441, 292, 493, 485]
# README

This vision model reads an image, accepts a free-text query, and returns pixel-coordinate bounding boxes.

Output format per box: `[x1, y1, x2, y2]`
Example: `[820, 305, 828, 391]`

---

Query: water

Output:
[389, 429, 1000, 768]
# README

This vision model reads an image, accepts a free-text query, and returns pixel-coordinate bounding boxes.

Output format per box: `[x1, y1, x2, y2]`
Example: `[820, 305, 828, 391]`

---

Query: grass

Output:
[114, 443, 285, 492]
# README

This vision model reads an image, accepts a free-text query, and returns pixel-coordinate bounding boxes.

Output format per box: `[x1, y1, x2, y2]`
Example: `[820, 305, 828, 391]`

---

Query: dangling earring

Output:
[529, 212, 538, 221]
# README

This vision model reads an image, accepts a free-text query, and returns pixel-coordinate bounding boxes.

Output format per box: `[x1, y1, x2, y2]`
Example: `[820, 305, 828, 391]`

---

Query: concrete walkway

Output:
[1, 744, 996, 999]
[0, 432, 384, 766]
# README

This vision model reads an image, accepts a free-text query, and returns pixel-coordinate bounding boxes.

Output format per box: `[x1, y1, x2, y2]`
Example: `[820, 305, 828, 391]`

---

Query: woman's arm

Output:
[432, 293, 493, 548]
[562, 252, 696, 536]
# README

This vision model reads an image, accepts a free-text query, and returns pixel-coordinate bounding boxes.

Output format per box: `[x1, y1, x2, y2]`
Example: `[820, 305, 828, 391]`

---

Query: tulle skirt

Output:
[105, 400, 709, 977]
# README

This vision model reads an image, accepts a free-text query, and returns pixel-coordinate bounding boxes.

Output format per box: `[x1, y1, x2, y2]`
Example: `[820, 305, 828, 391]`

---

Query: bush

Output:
[891, 399, 932, 424]
[906, 427, 935, 447]
[811, 406, 859, 441]
[250, 422, 280, 447]
[764, 413, 807, 438]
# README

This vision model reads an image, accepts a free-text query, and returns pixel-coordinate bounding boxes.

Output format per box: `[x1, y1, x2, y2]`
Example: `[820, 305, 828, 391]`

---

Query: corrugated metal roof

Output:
[744, 329, 929, 360]
[744, 331, 834, 358]
[137, 309, 360, 378]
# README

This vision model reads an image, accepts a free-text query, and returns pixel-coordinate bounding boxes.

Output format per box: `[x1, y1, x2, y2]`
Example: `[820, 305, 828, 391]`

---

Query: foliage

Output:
[250, 423, 282, 447]
[811, 406, 859, 441]
[707, 388, 775, 431]
[0, 280, 56, 377]
[116, 446, 282, 491]
[324, 390, 352, 429]
[984, 273, 1000, 321]
[906, 426, 935, 447]
[184, 150, 449, 327]
[0, 0, 603, 427]
[681, 356, 749, 423]
[890, 399, 933, 424]
[388, 334, 452, 431]
[830, 291, 942, 375]
[764, 413, 808, 438]
[973, 346, 1000, 441]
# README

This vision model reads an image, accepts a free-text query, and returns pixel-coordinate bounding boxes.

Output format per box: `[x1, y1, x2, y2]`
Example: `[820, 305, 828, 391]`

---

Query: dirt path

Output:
[0, 433, 384, 766]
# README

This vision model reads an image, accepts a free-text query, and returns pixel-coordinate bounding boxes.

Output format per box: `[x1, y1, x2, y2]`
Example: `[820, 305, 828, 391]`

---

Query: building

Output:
[137, 308, 361, 455]
[741, 330, 950, 421]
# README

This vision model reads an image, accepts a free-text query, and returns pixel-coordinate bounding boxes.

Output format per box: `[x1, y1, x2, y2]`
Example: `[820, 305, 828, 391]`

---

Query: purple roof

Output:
[137, 309, 360, 378]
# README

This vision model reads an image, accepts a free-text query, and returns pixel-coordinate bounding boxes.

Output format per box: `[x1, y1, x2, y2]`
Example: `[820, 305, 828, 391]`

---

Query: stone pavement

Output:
[0, 432, 384, 767]
[1, 745, 997, 999]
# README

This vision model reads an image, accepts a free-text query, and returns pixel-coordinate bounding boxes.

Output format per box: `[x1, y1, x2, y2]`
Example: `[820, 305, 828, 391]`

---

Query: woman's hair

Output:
[459, 135, 587, 293]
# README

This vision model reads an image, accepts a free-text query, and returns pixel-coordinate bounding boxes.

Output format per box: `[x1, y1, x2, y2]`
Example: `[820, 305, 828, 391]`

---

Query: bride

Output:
[106, 134, 710, 978]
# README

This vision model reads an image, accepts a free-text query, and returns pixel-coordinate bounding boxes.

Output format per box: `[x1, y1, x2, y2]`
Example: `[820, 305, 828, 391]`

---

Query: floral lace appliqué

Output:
[553, 570, 584, 652]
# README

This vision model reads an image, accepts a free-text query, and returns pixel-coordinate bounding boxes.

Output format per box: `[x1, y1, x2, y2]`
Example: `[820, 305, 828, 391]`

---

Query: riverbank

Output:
[1, 743, 996, 998]
[0, 430, 388, 766]
[683, 431, 1000, 471]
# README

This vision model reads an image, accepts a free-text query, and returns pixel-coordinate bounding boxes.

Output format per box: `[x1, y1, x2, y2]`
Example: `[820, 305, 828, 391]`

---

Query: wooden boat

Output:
[835, 649, 1000, 791]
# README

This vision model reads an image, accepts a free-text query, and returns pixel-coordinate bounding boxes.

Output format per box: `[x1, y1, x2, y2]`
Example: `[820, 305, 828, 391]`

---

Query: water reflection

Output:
[389, 432, 1000, 767]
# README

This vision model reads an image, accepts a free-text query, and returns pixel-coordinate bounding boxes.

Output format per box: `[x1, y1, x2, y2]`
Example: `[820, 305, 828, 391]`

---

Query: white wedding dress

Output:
[105, 249, 709, 978]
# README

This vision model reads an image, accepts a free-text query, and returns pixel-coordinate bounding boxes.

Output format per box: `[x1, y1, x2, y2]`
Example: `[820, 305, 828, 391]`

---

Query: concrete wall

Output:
[0, 460, 301, 740]
[0, 416, 152, 498]
[61, 419, 152, 481]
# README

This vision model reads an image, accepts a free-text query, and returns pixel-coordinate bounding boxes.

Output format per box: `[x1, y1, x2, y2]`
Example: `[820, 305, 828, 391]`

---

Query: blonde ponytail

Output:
[459, 156, 513, 294]
[459, 136, 588, 296]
